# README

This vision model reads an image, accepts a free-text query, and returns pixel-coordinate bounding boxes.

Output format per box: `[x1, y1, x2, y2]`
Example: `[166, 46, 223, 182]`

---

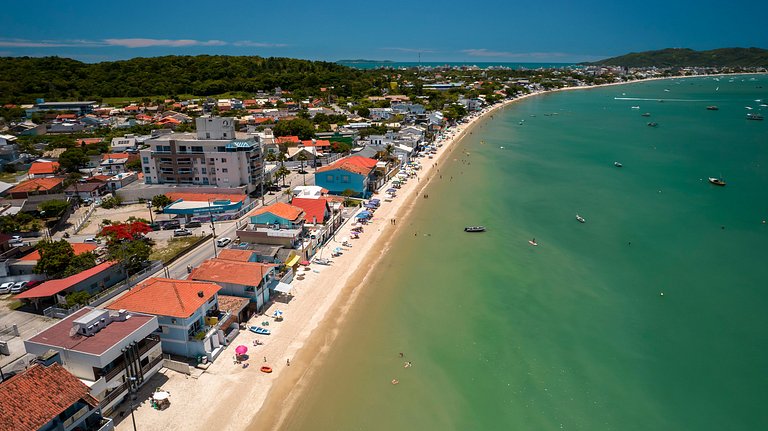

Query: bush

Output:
[65, 291, 91, 308]
[100, 196, 121, 209]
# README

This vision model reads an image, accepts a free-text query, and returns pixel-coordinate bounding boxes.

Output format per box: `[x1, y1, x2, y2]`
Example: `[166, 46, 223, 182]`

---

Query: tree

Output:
[63, 252, 97, 277]
[34, 240, 75, 279]
[58, 148, 89, 173]
[275, 165, 291, 187]
[126, 158, 142, 171]
[273, 118, 315, 140]
[341, 188, 357, 206]
[99, 221, 152, 244]
[65, 291, 91, 308]
[107, 239, 152, 276]
[38, 200, 69, 219]
[356, 107, 370, 118]
[264, 152, 277, 163]
[151, 194, 172, 210]
[100, 196, 121, 209]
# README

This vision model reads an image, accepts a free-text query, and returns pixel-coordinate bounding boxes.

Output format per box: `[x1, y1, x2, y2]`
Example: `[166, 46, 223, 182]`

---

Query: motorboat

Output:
[647, 122, 658, 127]
[746, 113, 764, 120]
[614, 161, 623, 167]
[641, 112, 651, 117]
[249, 326, 271, 335]
[528, 239, 538, 246]
[706, 106, 719, 110]
[631, 106, 640, 109]
[576, 215, 586, 223]
[708, 177, 726, 186]
[464, 226, 486, 232]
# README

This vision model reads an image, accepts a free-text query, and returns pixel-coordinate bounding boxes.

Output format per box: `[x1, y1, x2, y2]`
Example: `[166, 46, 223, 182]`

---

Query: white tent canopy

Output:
[273, 282, 292, 294]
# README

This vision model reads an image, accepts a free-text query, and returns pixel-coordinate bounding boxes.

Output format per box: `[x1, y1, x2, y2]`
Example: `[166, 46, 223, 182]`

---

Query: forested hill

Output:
[0, 55, 376, 103]
[584, 47, 768, 68]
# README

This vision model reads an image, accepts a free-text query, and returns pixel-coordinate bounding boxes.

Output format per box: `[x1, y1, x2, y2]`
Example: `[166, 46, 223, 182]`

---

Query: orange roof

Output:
[77, 137, 104, 145]
[316, 155, 377, 176]
[301, 139, 330, 147]
[20, 243, 98, 261]
[291, 198, 329, 224]
[191, 259, 273, 287]
[106, 278, 222, 318]
[28, 161, 60, 175]
[165, 192, 247, 203]
[276, 135, 300, 144]
[102, 152, 130, 161]
[56, 113, 77, 120]
[124, 105, 140, 111]
[8, 177, 63, 194]
[16, 262, 117, 299]
[217, 249, 255, 262]
[156, 117, 181, 124]
[246, 202, 304, 222]
[0, 363, 98, 431]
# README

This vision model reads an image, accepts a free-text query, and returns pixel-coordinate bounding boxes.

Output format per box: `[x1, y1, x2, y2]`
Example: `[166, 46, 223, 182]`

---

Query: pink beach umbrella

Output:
[235, 345, 248, 355]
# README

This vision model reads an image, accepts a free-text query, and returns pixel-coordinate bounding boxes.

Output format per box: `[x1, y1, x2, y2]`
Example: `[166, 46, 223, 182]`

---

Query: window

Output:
[222, 168, 228, 173]
[142, 157, 149, 163]
[191, 146, 203, 153]
[209, 158, 214, 163]
[144, 167, 150, 173]
[326, 175, 333, 182]
[342, 175, 350, 183]
[202, 178, 209, 185]
[201, 167, 207, 174]
[221, 158, 227, 163]
[206, 132, 210, 139]
[179, 146, 187, 152]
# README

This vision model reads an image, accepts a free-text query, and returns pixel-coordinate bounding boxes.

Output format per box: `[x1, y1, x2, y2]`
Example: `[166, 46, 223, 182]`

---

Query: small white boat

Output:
[708, 177, 726, 186]
[614, 161, 623, 167]
[576, 215, 586, 223]
[631, 106, 640, 109]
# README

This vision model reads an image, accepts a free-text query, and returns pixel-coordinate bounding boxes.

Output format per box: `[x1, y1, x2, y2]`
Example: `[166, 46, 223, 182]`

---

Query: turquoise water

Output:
[279, 76, 768, 431]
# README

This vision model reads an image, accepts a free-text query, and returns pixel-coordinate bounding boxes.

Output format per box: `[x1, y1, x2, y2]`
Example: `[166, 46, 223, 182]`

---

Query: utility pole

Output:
[207, 199, 217, 258]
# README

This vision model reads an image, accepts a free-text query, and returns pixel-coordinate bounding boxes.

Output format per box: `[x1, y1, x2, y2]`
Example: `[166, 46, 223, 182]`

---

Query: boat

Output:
[464, 226, 486, 233]
[249, 326, 271, 335]
[647, 122, 658, 127]
[706, 106, 719, 110]
[528, 239, 538, 246]
[614, 161, 623, 167]
[641, 112, 651, 117]
[576, 215, 586, 223]
[313, 257, 331, 265]
[746, 113, 764, 120]
[260, 366, 273, 373]
[708, 177, 726, 186]
[631, 106, 640, 109]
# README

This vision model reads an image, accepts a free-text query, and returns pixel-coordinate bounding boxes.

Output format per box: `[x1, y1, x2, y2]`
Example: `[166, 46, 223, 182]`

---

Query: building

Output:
[237, 202, 306, 247]
[23, 307, 162, 416]
[6, 177, 64, 199]
[105, 172, 137, 192]
[100, 153, 133, 174]
[290, 197, 340, 252]
[64, 181, 107, 200]
[26, 100, 97, 116]
[106, 278, 230, 361]
[27, 161, 61, 178]
[161, 192, 247, 222]
[0, 134, 19, 166]
[0, 362, 113, 431]
[109, 135, 137, 153]
[314, 155, 378, 197]
[190, 258, 277, 311]
[140, 117, 263, 193]
[16, 262, 123, 310]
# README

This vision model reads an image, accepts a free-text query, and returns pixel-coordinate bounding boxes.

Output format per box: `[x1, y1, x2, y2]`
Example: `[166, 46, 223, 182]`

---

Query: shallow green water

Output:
[278, 76, 768, 431]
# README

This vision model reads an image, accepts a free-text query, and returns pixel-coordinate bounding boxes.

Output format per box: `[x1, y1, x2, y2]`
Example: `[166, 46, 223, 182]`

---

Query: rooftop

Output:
[28, 161, 60, 175]
[191, 259, 274, 287]
[216, 249, 255, 262]
[291, 198, 329, 224]
[19, 243, 98, 261]
[316, 155, 377, 176]
[247, 202, 305, 223]
[8, 177, 64, 194]
[0, 363, 98, 431]
[26, 307, 157, 356]
[16, 261, 118, 299]
[106, 278, 222, 318]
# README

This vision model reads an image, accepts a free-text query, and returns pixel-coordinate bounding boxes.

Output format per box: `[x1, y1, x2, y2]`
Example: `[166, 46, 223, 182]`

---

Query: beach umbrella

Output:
[386, 188, 397, 193]
[356, 212, 369, 219]
[235, 345, 248, 355]
[153, 391, 170, 401]
[272, 310, 283, 317]
[300, 260, 310, 266]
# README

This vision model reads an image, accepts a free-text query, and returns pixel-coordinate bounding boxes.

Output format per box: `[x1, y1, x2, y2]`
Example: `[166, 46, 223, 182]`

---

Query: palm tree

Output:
[265, 151, 277, 163]
[276, 165, 291, 187]
[296, 152, 309, 185]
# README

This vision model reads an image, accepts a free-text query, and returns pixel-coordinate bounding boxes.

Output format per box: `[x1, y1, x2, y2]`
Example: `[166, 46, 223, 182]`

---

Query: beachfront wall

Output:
[314, 168, 368, 197]
[154, 296, 221, 360]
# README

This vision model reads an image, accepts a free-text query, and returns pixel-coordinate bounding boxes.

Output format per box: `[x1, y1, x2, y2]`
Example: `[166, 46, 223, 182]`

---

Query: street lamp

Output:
[146, 202, 154, 225]
[207, 199, 218, 258]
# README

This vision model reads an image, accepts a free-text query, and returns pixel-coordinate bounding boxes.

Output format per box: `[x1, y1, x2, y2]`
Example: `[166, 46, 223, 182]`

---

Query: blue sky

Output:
[1, 0, 766, 63]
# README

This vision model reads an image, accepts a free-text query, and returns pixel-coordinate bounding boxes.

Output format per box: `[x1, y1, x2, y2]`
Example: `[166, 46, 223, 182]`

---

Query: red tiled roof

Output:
[246, 202, 304, 222]
[87, 174, 111, 182]
[56, 114, 77, 120]
[165, 192, 246, 204]
[0, 363, 98, 431]
[78, 137, 104, 145]
[26, 307, 157, 356]
[8, 177, 64, 194]
[28, 161, 60, 175]
[19, 243, 98, 261]
[291, 198, 329, 224]
[316, 155, 377, 176]
[16, 261, 117, 299]
[276, 135, 300, 144]
[217, 249, 255, 262]
[300, 140, 330, 147]
[106, 278, 221, 318]
[191, 259, 273, 287]
[102, 152, 130, 161]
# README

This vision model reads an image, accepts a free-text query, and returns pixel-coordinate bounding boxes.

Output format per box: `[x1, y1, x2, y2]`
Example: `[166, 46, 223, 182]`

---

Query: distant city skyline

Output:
[1, 0, 766, 63]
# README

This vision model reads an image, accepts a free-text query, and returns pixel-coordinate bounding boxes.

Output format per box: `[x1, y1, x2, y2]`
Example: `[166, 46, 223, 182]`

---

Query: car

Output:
[0, 282, 14, 294]
[215, 237, 232, 247]
[9, 240, 25, 247]
[162, 221, 181, 230]
[184, 221, 202, 228]
[173, 228, 193, 237]
[11, 281, 28, 294]
[84, 237, 101, 244]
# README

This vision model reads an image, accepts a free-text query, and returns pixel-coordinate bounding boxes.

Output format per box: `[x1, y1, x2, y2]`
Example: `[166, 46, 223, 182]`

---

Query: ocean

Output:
[278, 75, 768, 430]
[337, 61, 575, 70]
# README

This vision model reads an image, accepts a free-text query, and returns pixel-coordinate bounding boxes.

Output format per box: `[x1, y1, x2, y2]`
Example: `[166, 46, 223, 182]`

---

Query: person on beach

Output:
[287, 358, 291, 366]
[399, 352, 404, 358]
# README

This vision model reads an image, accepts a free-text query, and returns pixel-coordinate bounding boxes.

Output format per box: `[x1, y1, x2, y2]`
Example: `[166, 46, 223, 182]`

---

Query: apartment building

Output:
[140, 117, 263, 193]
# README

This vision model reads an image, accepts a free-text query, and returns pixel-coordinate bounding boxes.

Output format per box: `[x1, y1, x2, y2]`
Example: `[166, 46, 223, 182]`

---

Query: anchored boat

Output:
[464, 226, 486, 233]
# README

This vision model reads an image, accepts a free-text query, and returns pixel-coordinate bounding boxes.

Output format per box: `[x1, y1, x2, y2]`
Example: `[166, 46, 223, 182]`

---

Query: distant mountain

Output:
[583, 48, 768, 68]
[336, 59, 394, 64]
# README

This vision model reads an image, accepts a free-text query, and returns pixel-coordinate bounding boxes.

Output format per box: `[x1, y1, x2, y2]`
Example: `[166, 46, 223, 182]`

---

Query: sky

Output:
[1, 0, 766, 63]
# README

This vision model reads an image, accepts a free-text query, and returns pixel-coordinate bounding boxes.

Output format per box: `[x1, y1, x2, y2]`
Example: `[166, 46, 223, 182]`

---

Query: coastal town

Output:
[0, 59, 765, 431]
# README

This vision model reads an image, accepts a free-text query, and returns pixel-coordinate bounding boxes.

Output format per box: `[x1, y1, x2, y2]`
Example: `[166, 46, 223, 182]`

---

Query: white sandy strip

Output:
[118, 73, 752, 431]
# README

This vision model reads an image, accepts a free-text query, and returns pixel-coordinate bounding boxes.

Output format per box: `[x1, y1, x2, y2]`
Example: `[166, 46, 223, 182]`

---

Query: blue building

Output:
[107, 278, 230, 362]
[190, 257, 277, 311]
[314, 155, 378, 197]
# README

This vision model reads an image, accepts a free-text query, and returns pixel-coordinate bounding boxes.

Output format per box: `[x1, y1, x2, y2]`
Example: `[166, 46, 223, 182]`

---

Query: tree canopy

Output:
[58, 148, 89, 173]
[34, 239, 96, 279]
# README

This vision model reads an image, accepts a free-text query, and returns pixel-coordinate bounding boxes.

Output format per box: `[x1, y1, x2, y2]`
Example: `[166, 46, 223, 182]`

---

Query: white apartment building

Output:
[140, 117, 263, 193]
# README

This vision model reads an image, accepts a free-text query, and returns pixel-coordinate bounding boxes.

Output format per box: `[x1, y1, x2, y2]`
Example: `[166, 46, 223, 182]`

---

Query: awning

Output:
[285, 255, 300, 267]
[273, 282, 292, 294]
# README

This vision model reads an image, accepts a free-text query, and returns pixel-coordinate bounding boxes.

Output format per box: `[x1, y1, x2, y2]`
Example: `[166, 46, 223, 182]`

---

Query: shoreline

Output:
[116, 72, 764, 431]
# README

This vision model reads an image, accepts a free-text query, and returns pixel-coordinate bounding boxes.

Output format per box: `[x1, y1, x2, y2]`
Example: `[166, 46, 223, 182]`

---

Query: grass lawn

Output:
[149, 236, 202, 263]
[0, 170, 26, 183]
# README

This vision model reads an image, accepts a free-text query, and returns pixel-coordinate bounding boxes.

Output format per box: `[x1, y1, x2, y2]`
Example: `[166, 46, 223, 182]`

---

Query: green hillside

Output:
[584, 47, 768, 68]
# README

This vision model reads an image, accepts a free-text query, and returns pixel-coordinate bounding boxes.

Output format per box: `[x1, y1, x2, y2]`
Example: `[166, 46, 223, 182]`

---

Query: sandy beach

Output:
[116, 73, 744, 431]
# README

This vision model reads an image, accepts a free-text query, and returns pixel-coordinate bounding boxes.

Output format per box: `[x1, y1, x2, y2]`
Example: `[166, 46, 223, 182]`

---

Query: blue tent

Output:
[356, 211, 371, 219]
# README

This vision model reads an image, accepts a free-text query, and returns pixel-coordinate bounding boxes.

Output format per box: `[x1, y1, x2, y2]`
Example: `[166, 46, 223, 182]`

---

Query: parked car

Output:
[184, 221, 202, 228]
[84, 237, 100, 244]
[173, 228, 193, 237]
[162, 221, 181, 230]
[11, 281, 28, 294]
[215, 237, 232, 247]
[0, 282, 14, 294]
